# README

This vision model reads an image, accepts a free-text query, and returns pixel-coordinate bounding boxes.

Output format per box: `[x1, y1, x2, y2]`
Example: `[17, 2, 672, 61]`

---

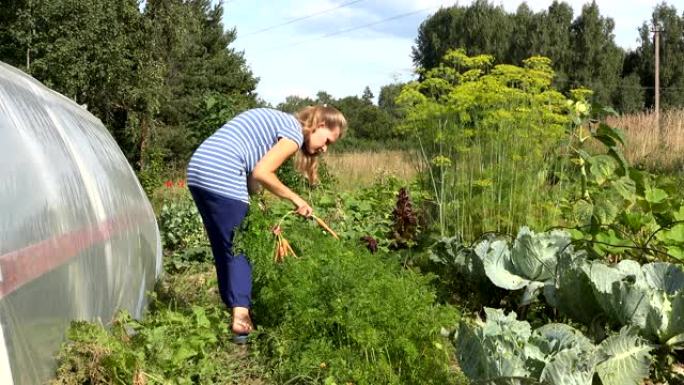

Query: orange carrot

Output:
[312, 215, 339, 240]
[283, 239, 298, 258]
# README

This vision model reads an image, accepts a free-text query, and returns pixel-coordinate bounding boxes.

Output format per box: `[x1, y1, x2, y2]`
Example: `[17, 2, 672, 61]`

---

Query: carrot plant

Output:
[235, 201, 465, 385]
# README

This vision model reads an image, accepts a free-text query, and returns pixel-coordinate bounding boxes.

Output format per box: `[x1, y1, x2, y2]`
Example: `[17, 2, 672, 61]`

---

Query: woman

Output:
[186, 105, 346, 343]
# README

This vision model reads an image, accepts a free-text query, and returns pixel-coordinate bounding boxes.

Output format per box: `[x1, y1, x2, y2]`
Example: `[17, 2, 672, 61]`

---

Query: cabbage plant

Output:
[478, 227, 582, 305]
[455, 308, 653, 385]
[583, 260, 684, 346]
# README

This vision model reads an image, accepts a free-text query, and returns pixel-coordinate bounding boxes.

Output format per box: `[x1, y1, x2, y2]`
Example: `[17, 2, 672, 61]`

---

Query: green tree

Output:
[3, 0, 165, 166]
[316, 90, 334, 105]
[537, 1, 574, 90]
[616, 72, 645, 113]
[412, 1, 513, 72]
[629, 3, 684, 108]
[336, 91, 394, 141]
[569, 1, 624, 105]
[145, 0, 257, 163]
[361, 85, 374, 104]
[411, 1, 627, 107]
[277, 95, 315, 113]
[508, 3, 537, 65]
[0, 0, 32, 69]
[378, 82, 406, 125]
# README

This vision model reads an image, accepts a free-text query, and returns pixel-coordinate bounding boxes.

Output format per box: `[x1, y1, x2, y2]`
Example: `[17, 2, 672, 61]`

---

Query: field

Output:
[326, 150, 419, 190]
[51, 59, 684, 385]
[607, 108, 684, 172]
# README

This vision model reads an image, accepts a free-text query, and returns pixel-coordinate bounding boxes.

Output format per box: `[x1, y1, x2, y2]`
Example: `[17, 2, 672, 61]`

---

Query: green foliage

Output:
[398, 49, 572, 240]
[629, 3, 684, 109]
[413, 1, 512, 72]
[559, 99, 684, 262]
[455, 308, 653, 385]
[235, 201, 463, 385]
[408, 1, 684, 109]
[158, 189, 207, 253]
[0, 0, 257, 170]
[277, 87, 403, 143]
[310, 176, 431, 254]
[277, 94, 315, 113]
[431, 225, 684, 359]
[137, 145, 166, 196]
[52, 274, 265, 385]
[616, 72, 645, 113]
[569, 1, 624, 106]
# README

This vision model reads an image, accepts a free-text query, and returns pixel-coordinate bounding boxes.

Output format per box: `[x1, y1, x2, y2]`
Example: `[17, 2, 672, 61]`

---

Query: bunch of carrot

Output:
[272, 212, 339, 263]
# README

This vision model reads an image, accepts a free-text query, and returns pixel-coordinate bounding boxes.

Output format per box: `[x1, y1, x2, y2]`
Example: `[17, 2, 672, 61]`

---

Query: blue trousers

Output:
[189, 186, 251, 308]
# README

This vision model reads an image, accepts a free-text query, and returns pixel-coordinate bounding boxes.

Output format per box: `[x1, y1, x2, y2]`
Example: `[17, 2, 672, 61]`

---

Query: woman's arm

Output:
[252, 138, 312, 216]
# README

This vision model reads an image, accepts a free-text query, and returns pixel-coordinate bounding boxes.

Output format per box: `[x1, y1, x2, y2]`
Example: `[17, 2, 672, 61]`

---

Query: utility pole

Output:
[651, 22, 662, 143]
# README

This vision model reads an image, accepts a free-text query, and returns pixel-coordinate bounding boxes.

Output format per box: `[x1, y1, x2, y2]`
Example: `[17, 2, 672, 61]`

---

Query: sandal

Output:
[231, 315, 253, 345]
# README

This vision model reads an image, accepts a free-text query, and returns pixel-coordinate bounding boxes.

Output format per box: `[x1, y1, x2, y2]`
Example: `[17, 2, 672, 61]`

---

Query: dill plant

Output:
[397, 49, 573, 241]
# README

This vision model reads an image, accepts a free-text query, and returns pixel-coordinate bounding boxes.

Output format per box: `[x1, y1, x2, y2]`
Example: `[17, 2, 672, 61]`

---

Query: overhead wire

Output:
[241, 0, 365, 37]
[262, 5, 443, 51]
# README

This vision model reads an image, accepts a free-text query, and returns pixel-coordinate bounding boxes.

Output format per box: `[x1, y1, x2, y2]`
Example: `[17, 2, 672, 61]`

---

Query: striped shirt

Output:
[187, 108, 304, 203]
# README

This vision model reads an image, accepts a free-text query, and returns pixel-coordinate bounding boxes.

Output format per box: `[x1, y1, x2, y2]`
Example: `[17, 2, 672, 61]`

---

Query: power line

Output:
[262, 5, 441, 51]
[241, 0, 365, 37]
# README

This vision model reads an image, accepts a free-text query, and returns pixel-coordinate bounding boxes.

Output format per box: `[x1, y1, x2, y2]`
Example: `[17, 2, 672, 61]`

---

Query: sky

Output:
[222, 0, 663, 105]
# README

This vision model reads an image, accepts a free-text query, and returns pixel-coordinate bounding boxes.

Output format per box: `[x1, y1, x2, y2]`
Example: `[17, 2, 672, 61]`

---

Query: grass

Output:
[606, 108, 684, 172]
[325, 150, 420, 191]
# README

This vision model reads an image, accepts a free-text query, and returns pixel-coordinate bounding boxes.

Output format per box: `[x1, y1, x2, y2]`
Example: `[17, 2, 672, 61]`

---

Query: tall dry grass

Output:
[326, 150, 420, 190]
[606, 108, 684, 171]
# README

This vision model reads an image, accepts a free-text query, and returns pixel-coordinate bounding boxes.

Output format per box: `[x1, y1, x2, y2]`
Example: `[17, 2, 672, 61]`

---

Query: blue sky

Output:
[222, 0, 661, 105]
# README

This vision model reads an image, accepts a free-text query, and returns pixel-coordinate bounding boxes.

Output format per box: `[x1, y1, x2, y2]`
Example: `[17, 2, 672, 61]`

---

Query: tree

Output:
[412, 1, 513, 71]
[629, 3, 684, 108]
[315, 90, 334, 105]
[361, 86, 374, 104]
[537, 1, 574, 90]
[277, 95, 315, 113]
[145, 0, 258, 163]
[1, 0, 258, 169]
[615, 72, 645, 113]
[569, 1, 624, 105]
[0, 0, 32, 69]
[378, 83, 404, 112]
[336, 94, 392, 141]
[508, 3, 537, 65]
[411, 1, 626, 107]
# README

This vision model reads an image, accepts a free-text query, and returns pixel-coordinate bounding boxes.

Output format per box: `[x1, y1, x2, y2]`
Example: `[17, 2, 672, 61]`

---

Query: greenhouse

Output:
[0, 62, 161, 385]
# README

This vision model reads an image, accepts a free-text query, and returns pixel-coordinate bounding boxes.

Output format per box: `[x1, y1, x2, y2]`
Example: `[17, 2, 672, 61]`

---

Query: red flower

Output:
[177, 180, 185, 188]
[164, 180, 173, 188]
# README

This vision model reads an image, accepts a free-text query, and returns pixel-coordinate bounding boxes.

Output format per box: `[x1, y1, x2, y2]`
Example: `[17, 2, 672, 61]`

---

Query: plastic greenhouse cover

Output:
[0, 61, 162, 385]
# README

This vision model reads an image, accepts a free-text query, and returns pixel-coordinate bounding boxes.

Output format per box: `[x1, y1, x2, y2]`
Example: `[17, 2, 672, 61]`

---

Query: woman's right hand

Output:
[292, 197, 313, 217]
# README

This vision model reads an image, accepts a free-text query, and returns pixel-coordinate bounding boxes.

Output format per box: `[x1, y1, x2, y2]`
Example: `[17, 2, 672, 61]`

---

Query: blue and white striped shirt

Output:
[187, 108, 304, 203]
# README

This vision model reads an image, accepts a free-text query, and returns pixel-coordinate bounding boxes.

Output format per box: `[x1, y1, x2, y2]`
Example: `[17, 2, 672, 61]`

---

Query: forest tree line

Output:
[1, 0, 683, 172]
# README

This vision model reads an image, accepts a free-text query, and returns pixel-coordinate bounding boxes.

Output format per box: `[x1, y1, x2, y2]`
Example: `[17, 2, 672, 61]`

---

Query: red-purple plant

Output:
[360, 235, 378, 254]
[391, 187, 418, 248]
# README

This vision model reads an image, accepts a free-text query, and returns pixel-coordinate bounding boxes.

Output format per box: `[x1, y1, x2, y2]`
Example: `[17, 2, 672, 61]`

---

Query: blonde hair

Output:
[294, 105, 347, 185]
